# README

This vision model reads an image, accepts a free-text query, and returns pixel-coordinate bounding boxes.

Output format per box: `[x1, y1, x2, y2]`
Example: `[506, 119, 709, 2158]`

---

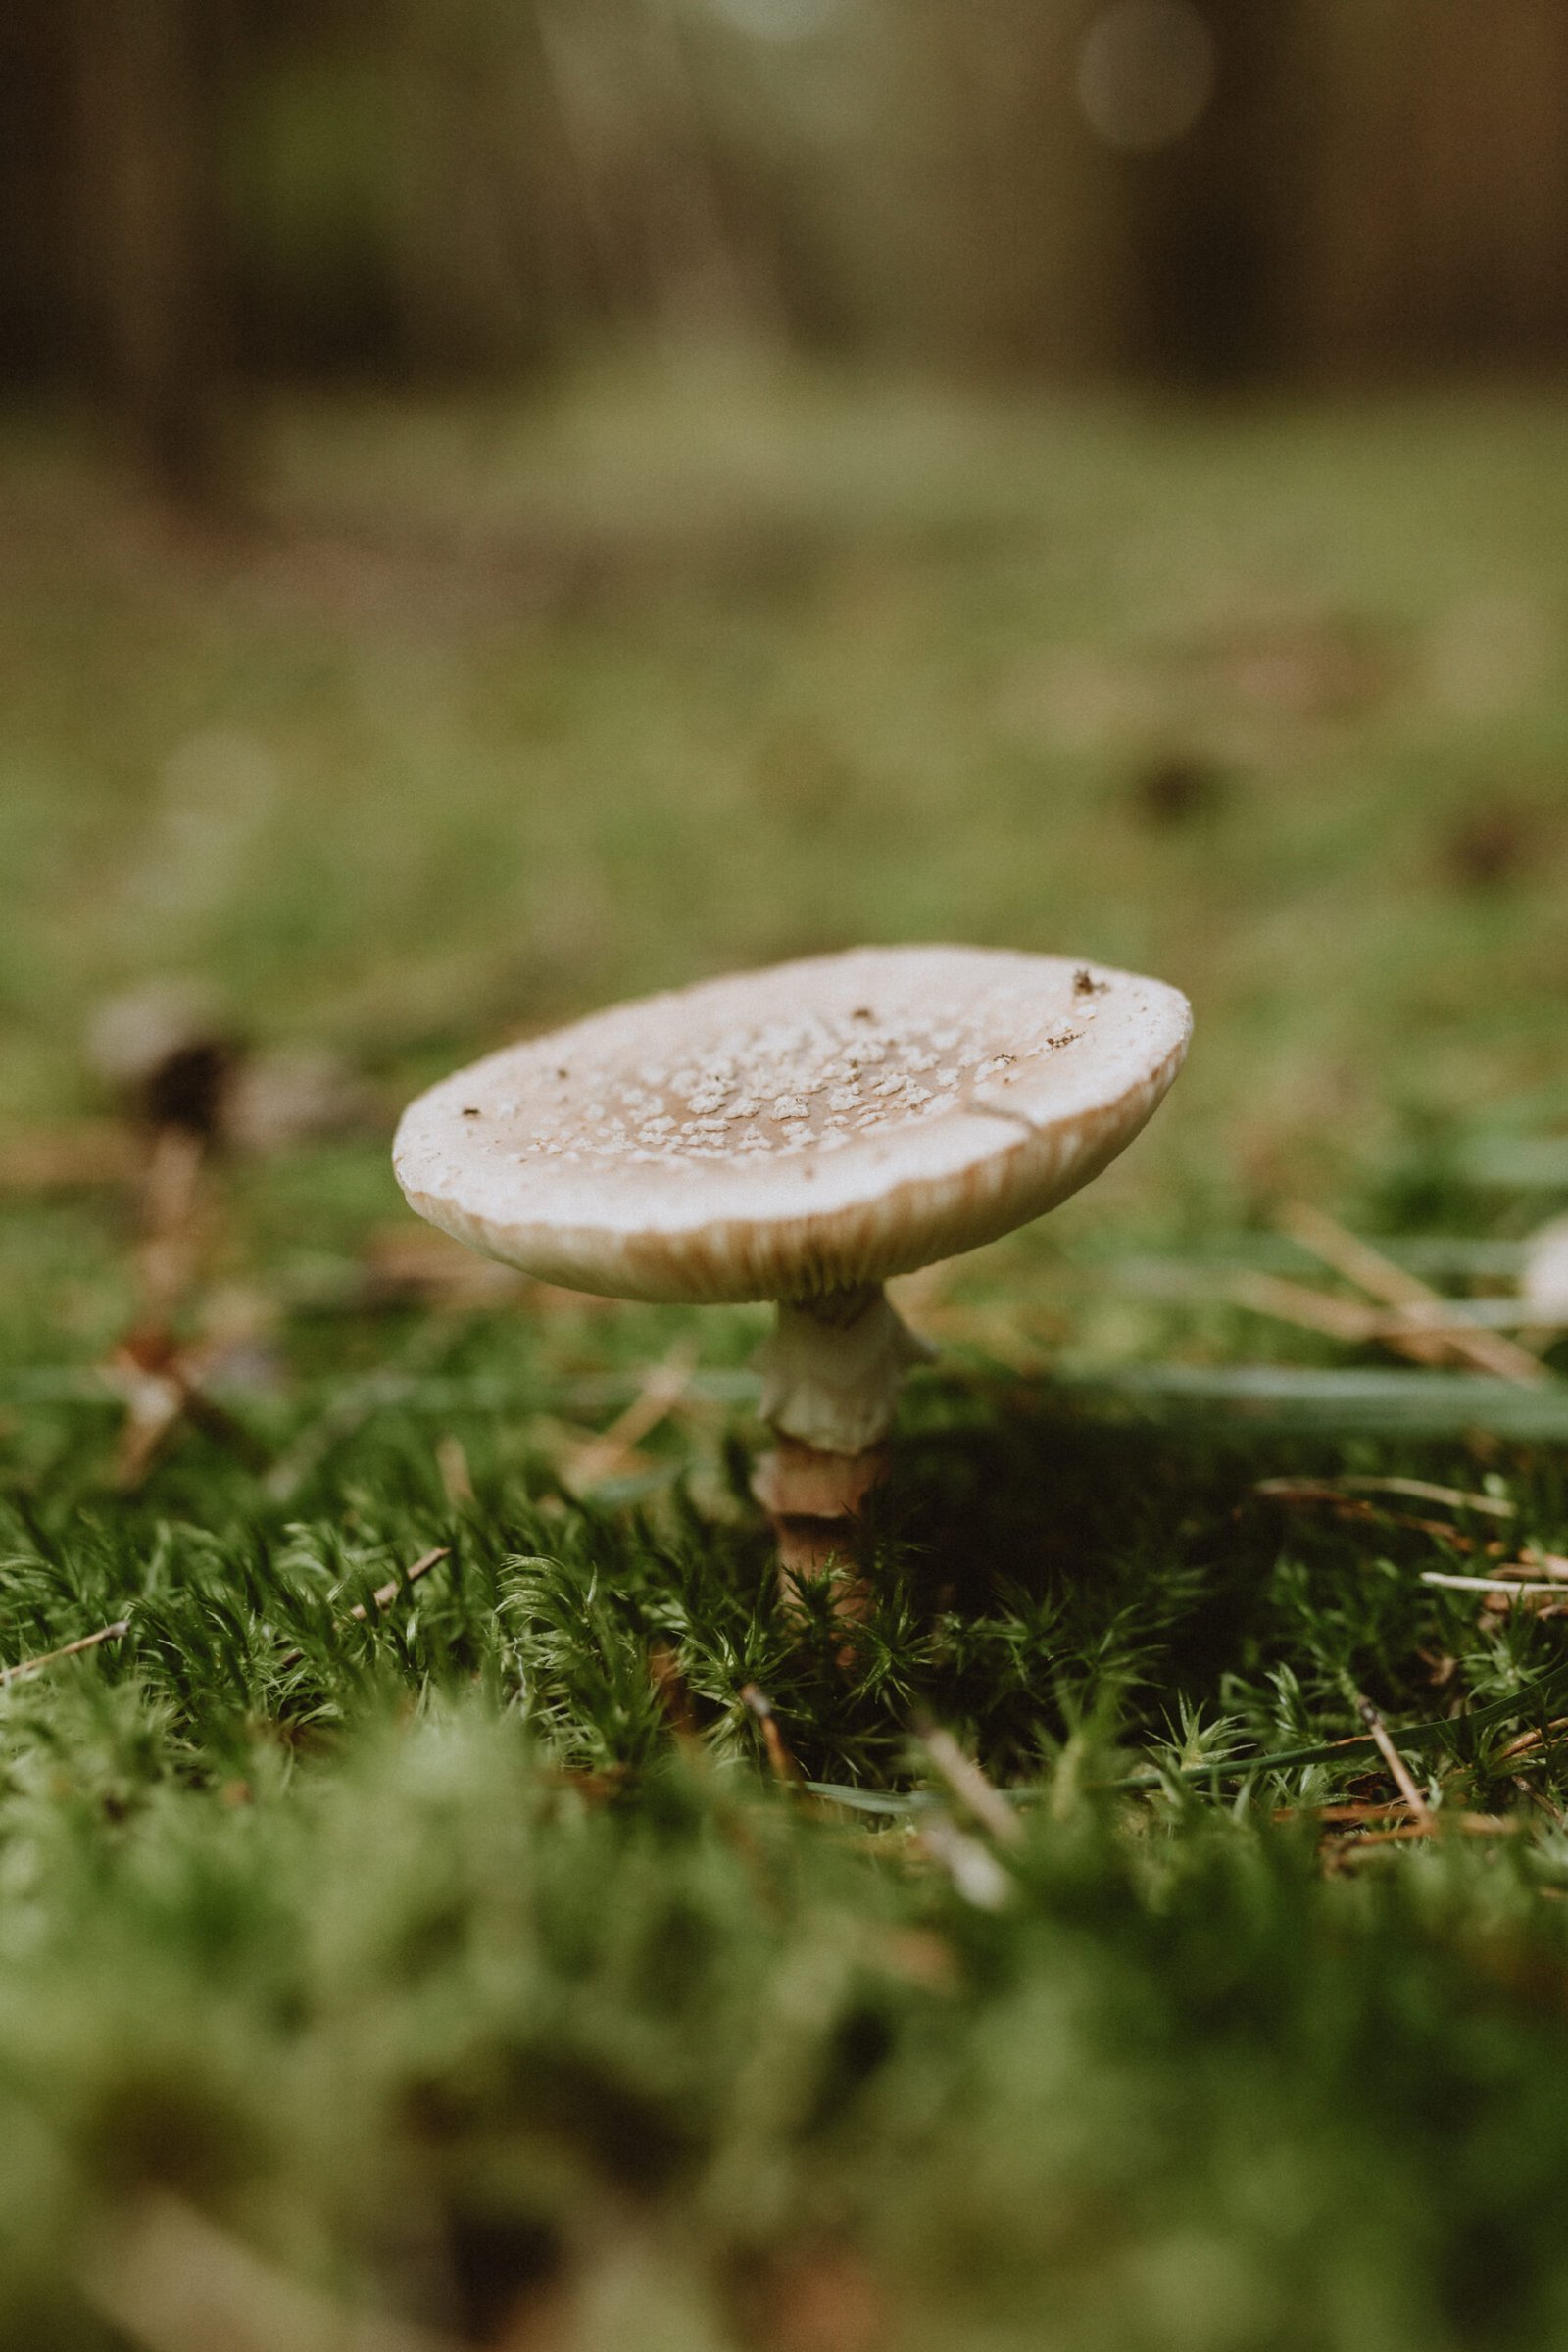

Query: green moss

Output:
[4, 366, 1568, 2343]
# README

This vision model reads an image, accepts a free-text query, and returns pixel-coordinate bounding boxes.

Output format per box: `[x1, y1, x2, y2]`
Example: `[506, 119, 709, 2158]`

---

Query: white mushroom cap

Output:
[393, 946, 1191, 1306]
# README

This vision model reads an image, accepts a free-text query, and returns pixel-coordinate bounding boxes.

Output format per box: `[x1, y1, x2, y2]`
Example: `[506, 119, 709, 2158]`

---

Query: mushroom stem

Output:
[756, 1285, 933, 1454]
[752, 1285, 934, 1618]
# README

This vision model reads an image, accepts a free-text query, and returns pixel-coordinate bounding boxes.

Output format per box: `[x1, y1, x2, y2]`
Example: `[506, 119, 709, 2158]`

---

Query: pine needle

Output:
[1282, 1202, 1547, 1384]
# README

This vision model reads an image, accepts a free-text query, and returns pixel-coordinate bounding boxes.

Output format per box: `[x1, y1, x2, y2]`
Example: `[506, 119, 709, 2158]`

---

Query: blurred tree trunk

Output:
[1120, 0, 1308, 384]
[71, 0, 240, 511]
[392, 0, 585, 378]
[0, 1, 73, 384]
[1299, 0, 1568, 375]
[22, 0, 1568, 428]
[866, 0, 1120, 378]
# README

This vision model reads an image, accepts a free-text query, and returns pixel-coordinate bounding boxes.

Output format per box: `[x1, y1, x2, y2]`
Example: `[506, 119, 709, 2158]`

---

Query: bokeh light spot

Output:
[1075, 0, 1216, 153]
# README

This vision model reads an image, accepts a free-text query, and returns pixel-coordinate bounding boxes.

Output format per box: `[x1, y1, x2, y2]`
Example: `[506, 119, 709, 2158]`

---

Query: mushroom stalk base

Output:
[752, 1285, 934, 1620]
[752, 1438, 889, 1620]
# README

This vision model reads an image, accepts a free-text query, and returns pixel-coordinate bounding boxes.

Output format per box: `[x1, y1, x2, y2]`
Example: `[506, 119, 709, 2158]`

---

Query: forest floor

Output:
[7, 354, 1568, 2349]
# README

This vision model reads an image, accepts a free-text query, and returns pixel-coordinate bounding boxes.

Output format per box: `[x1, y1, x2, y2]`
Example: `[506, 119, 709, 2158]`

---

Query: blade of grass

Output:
[1068, 1363, 1568, 1438]
[809, 1655, 1568, 1812]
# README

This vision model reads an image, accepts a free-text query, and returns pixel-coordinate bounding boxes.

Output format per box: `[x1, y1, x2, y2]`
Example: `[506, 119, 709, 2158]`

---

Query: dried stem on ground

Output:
[0, 1621, 132, 1688]
[1282, 1202, 1546, 1383]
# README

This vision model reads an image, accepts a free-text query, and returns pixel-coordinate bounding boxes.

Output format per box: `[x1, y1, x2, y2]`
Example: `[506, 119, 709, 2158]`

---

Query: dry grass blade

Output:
[83, 2190, 455, 2352]
[914, 1812, 1013, 1909]
[1334, 1815, 1519, 1852]
[1274, 1800, 1426, 1825]
[104, 1349, 188, 1489]
[1282, 1202, 1546, 1384]
[1278, 1799, 1519, 1840]
[1283, 1203, 1465, 1324]
[1364, 1302, 1566, 1342]
[915, 1723, 1022, 1845]
[1255, 1479, 1514, 1559]
[105, 1336, 272, 1490]
[1355, 1696, 1433, 1828]
[435, 1433, 474, 1507]
[1232, 1275, 1555, 1358]
[1229, 1272, 1383, 1344]
[1421, 1572, 1565, 1596]
[0, 1121, 134, 1191]
[906, 1297, 1044, 1368]
[1342, 1476, 1515, 1516]
[0, 1620, 130, 1687]
[562, 1338, 698, 1492]
[1256, 1474, 1515, 1517]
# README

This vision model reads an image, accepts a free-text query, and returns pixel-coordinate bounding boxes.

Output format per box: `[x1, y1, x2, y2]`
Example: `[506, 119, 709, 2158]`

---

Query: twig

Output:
[740, 1684, 803, 1785]
[275, 1548, 450, 1672]
[1282, 1202, 1546, 1384]
[1355, 1695, 1434, 1828]
[348, 1546, 450, 1626]
[648, 1640, 700, 1740]
[0, 1620, 131, 1687]
[105, 1336, 272, 1490]
[104, 1349, 188, 1488]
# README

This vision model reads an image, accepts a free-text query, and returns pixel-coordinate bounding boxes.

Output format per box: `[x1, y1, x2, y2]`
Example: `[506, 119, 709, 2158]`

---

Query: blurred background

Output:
[9, 21, 1568, 2343]
[5, 0, 1568, 1254]
[11, 0, 1568, 473]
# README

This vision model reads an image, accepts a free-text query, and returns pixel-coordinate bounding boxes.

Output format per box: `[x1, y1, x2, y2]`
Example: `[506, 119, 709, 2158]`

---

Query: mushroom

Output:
[393, 946, 1191, 1612]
